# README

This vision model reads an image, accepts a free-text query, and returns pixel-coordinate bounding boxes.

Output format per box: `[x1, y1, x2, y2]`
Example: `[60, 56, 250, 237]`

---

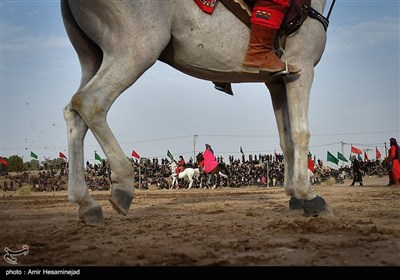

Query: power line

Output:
[1, 130, 396, 159]
[312, 130, 397, 136]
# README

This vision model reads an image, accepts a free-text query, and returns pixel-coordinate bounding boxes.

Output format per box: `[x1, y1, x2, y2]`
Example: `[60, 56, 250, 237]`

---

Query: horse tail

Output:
[218, 163, 230, 178]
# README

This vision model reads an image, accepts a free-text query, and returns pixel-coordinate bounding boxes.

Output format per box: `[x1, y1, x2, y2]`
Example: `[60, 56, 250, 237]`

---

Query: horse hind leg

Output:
[68, 2, 172, 217]
[70, 57, 138, 216]
[188, 177, 193, 189]
[64, 105, 104, 226]
[62, 4, 105, 225]
[211, 174, 218, 189]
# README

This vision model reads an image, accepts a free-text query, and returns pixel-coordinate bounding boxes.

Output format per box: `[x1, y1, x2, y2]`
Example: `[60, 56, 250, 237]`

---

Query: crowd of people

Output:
[0, 147, 394, 192]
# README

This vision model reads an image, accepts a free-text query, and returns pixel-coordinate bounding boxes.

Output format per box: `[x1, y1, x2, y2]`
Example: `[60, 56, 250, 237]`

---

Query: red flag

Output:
[308, 157, 315, 173]
[351, 145, 362, 154]
[131, 149, 140, 159]
[364, 150, 369, 160]
[59, 152, 67, 159]
[375, 147, 381, 159]
[0, 157, 8, 166]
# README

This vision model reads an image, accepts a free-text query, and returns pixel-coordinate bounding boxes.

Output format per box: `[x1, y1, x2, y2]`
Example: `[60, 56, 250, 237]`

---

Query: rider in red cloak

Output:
[203, 144, 218, 173]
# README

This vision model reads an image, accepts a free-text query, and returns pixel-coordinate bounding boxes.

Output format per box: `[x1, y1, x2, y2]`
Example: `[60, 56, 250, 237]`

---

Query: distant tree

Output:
[42, 158, 65, 170]
[24, 159, 39, 171]
[6, 155, 24, 172]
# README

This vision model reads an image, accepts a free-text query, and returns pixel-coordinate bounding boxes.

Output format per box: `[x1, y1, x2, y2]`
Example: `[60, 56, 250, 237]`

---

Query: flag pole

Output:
[384, 142, 388, 158]
[193, 134, 198, 166]
[266, 159, 269, 187]
[341, 141, 344, 168]
[138, 159, 141, 188]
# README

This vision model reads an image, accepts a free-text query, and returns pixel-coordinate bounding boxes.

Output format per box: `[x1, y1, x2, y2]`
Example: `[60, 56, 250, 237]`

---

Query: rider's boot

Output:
[243, 24, 300, 74]
[242, 1, 301, 74]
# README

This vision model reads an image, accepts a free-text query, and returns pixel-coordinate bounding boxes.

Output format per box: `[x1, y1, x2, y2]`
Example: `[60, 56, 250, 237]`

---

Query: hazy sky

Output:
[1, 0, 399, 168]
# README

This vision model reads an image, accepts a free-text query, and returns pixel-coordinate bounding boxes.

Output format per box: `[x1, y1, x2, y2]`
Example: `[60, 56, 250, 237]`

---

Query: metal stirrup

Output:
[271, 47, 290, 78]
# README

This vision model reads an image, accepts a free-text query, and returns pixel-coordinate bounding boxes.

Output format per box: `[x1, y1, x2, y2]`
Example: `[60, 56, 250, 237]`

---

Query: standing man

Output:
[350, 155, 363, 186]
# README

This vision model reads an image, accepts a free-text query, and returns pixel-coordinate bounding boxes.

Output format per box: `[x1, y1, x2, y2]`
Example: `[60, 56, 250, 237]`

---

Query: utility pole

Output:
[384, 142, 388, 158]
[193, 134, 198, 165]
[341, 141, 344, 168]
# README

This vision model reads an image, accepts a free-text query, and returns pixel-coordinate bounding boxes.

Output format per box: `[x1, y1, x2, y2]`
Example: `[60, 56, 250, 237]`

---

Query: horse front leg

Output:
[284, 68, 328, 216]
[171, 175, 176, 189]
[70, 61, 137, 217]
[267, 75, 327, 216]
[64, 105, 104, 226]
[267, 81, 296, 198]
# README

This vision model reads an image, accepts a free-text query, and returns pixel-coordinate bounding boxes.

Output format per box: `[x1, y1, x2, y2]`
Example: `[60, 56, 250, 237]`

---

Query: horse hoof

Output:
[289, 197, 304, 210]
[79, 204, 105, 227]
[303, 196, 327, 217]
[108, 187, 133, 216]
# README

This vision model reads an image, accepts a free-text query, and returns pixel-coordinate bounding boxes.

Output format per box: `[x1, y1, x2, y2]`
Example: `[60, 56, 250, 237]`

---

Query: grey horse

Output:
[61, 0, 330, 226]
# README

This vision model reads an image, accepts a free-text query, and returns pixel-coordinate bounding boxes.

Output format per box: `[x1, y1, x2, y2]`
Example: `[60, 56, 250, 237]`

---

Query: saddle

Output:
[195, 0, 312, 38]
[195, 0, 318, 96]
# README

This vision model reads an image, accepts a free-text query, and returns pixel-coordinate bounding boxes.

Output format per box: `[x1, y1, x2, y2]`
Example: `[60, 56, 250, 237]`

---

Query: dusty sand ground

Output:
[0, 176, 399, 268]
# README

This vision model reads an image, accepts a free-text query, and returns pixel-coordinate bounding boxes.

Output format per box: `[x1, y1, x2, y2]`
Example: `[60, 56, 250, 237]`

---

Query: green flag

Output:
[240, 146, 245, 156]
[337, 152, 348, 162]
[308, 151, 312, 158]
[94, 152, 102, 161]
[167, 150, 174, 161]
[31, 151, 38, 159]
[327, 151, 339, 165]
[357, 154, 362, 161]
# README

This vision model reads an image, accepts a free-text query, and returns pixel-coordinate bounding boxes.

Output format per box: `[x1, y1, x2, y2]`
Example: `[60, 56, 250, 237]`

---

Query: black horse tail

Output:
[218, 163, 230, 177]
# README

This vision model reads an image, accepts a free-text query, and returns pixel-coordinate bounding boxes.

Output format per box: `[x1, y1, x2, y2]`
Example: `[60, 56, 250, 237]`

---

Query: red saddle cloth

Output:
[194, 0, 218, 14]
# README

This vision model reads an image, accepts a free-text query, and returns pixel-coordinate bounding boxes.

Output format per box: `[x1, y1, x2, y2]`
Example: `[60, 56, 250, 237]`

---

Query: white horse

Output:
[61, 0, 331, 226]
[308, 169, 316, 185]
[169, 162, 200, 189]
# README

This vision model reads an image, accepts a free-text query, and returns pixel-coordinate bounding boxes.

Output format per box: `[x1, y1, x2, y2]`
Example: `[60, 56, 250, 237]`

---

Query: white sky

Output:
[0, 0, 399, 168]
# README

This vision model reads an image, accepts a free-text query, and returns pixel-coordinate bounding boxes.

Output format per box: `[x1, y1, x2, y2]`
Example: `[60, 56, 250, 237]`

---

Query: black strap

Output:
[304, 5, 329, 32]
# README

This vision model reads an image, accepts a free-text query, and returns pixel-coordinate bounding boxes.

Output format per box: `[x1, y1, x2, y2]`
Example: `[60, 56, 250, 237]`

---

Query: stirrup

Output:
[270, 47, 290, 78]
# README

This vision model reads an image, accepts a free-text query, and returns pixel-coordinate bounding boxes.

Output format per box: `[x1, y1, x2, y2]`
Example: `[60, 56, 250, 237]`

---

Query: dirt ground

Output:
[0, 176, 399, 267]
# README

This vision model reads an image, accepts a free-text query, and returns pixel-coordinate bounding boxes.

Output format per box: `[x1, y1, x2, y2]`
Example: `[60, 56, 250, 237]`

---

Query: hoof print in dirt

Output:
[303, 196, 327, 217]
[109, 188, 133, 216]
[289, 197, 304, 210]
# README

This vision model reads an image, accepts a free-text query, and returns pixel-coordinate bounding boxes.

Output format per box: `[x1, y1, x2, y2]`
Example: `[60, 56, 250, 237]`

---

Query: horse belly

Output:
[159, 1, 263, 80]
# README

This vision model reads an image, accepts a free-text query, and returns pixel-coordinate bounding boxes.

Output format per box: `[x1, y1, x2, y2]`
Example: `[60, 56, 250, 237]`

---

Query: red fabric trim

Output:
[246, 0, 289, 7]
[194, 0, 217, 14]
[250, 5, 285, 29]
